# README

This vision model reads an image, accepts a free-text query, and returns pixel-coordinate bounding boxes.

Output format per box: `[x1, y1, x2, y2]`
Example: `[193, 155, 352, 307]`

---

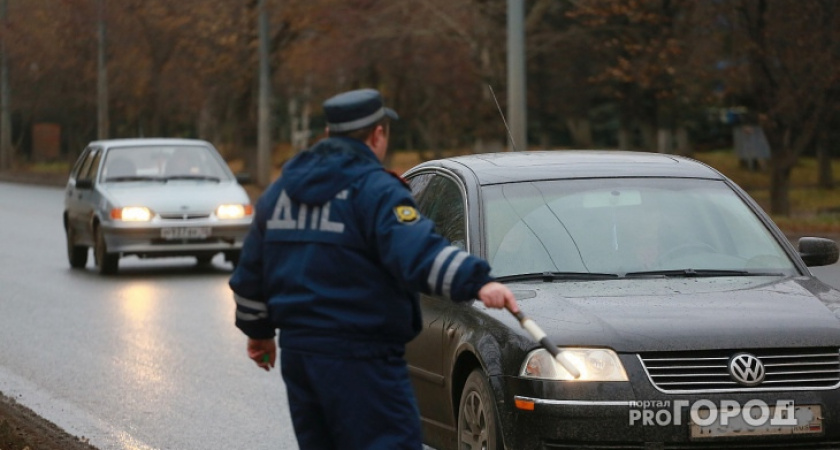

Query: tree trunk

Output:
[675, 126, 692, 156]
[566, 117, 593, 148]
[769, 155, 792, 216]
[657, 128, 673, 153]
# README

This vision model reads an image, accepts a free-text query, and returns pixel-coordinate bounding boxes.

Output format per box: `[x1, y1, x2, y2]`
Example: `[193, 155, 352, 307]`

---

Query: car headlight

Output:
[111, 206, 153, 222]
[216, 204, 253, 220]
[520, 348, 628, 381]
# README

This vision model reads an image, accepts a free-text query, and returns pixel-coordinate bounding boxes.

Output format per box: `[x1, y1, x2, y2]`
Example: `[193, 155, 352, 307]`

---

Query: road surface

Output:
[0, 182, 295, 449]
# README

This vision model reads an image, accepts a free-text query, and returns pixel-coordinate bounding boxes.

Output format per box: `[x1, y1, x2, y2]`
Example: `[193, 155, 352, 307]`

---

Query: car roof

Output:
[88, 138, 214, 149]
[413, 150, 726, 185]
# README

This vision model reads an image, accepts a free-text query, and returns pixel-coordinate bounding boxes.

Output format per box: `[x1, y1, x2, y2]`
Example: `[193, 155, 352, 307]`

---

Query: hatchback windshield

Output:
[100, 145, 232, 182]
[483, 178, 797, 278]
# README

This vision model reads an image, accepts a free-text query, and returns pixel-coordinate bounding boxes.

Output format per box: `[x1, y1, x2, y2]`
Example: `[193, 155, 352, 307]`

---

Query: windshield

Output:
[482, 178, 797, 278]
[100, 145, 232, 182]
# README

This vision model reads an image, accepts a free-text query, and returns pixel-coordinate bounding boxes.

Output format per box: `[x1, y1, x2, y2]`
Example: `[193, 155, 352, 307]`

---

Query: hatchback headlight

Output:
[520, 348, 628, 381]
[216, 204, 253, 220]
[111, 206, 153, 222]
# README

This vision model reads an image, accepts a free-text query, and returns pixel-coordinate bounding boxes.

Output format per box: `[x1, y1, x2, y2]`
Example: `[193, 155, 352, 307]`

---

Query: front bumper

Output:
[499, 358, 840, 449]
[101, 220, 250, 257]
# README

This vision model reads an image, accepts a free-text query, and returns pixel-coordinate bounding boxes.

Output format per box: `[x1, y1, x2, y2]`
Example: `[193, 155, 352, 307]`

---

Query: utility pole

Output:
[97, 0, 109, 140]
[0, 0, 12, 169]
[256, 0, 272, 186]
[507, 0, 526, 151]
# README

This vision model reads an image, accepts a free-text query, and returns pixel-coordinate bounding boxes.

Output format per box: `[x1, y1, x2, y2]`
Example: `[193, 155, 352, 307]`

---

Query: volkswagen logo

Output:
[729, 353, 766, 386]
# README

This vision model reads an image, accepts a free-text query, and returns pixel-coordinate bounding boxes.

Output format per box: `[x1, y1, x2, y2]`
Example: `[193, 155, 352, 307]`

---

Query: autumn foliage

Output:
[3, 0, 839, 213]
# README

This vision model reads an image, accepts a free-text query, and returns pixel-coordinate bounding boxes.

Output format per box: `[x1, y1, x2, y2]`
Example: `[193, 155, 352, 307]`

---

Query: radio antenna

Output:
[487, 84, 519, 152]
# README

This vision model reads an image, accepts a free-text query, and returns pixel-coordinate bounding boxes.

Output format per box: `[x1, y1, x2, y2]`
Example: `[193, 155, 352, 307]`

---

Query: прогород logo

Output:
[628, 399, 803, 428]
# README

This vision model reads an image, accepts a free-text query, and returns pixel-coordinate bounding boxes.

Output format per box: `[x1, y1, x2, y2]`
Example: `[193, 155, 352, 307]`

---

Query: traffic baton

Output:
[508, 307, 581, 379]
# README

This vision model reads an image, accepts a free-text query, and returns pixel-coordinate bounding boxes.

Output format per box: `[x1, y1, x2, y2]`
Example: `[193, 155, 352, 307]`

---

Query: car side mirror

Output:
[798, 237, 839, 267]
[235, 173, 253, 185]
[75, 179, 93, 189]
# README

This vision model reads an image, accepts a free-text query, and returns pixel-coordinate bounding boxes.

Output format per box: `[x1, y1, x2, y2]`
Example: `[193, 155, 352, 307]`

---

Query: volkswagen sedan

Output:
[63, 138, 253, 274]
[404, 151, 840, 449]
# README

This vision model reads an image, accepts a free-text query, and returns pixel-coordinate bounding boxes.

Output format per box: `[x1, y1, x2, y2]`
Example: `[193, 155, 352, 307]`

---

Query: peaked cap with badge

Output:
[323, 88, 399, 133]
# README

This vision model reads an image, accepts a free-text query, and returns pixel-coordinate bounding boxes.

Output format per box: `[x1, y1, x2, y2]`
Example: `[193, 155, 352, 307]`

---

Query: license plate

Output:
[161, 227, 211, 240]
[690, 404, 822, 439]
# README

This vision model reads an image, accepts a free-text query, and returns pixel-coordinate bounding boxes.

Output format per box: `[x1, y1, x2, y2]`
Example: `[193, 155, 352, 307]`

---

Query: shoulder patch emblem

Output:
[394, 206, 419, 224]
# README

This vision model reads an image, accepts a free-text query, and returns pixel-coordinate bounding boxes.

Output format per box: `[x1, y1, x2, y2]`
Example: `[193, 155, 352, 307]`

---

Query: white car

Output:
[63, 138, 253, 274]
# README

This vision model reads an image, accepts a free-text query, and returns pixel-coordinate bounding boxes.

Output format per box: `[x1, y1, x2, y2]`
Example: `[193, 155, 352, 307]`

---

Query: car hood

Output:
[484, 276, 840, 353]
[101, 181, 250, 214]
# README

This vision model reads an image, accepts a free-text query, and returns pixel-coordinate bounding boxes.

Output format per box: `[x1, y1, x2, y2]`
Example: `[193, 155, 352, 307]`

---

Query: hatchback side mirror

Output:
[75, 179, 93, 189]
[799, 237, 839, 267]
[235, 173, 253, 185]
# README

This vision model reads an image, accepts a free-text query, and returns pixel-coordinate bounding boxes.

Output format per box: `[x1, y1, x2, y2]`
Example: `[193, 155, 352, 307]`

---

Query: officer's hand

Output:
[247, 338, 276, 372]
[478, 282, 520, 313]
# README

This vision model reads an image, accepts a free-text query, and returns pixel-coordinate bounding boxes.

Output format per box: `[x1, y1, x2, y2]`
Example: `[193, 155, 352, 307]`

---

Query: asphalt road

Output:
[2, 180, 840, 450]
[0, 182, 295, 449]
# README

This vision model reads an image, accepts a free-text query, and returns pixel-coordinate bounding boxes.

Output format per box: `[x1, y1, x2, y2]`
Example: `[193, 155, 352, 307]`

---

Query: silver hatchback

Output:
[63, 138, 254, 274]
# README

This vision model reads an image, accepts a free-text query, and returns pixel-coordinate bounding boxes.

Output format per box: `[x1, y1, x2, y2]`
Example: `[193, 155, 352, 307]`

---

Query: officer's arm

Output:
[364, 176, 493, 302]
[229, 193, 275, 339]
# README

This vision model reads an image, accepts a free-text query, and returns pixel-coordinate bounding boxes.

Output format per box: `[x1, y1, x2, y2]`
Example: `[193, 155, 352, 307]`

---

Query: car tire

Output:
[66, 226, 88, 269]
[226, 251, 240, 269]
[94, 226, 119, 275]
[458, 369, 502, 450]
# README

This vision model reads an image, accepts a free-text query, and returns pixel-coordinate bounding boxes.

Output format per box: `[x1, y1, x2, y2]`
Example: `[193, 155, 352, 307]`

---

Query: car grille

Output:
[159, 213, 211, 220]
[638, 348, 840, 393]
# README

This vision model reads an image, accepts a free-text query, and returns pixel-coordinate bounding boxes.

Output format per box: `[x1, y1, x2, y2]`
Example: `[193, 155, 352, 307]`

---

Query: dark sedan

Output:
[404, 151, 840, 450]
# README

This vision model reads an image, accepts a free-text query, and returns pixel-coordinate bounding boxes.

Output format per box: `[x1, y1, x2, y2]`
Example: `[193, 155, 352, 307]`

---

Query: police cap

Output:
[323, 89, 399, 133]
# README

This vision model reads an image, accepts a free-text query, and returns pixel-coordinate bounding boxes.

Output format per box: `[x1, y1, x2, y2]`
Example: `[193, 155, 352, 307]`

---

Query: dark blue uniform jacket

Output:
[229, 137, 493, 357]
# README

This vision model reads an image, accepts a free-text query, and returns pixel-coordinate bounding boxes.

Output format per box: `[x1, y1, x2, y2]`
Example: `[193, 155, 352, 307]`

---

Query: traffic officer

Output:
[229, 88, 519, 449]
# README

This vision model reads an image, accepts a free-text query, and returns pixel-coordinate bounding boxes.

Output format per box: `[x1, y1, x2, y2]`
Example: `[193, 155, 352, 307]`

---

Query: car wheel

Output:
[65, 226, 88, 269]
[458, 369, 501, 450]
[94, 226, 119, 275]
[226, 251, 240, 269]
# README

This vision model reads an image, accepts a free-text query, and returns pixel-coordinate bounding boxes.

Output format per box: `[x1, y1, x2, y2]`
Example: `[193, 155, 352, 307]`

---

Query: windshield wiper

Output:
[496, 271, 620, 282]
[106, 175, 164, 183]
[164, 175, 221, 182]
[625, 269, 784, 278]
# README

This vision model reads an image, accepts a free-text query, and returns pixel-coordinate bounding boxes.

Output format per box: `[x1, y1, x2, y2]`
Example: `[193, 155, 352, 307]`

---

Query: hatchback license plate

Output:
[690, 404, 822, 439]
[161, 227, 211, 240]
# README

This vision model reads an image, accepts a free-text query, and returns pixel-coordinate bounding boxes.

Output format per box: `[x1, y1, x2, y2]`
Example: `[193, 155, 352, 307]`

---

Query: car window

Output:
[77, 149, 101, 182]
[70, 148, 91, 179]
[99, 145, 232, 182]
[415, 175, 466, 250]
[407, 173, 434, 203]
[482, 178, 797, 277]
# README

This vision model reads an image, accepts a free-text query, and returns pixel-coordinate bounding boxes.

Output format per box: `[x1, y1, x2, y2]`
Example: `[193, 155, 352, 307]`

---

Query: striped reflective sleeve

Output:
[427, 246, 458, 295]
[427, 246, 472, 297]
[441, 250, 470, 298]
[234, 293, 268, 321]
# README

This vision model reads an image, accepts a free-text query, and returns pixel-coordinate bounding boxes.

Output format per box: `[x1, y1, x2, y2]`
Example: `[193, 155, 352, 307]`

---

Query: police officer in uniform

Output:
[230, 88, 519, 449]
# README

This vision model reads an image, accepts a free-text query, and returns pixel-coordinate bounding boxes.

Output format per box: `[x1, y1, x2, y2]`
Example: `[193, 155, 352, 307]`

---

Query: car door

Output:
[405, 170, 469, 428]
[67, 148, 102, 244]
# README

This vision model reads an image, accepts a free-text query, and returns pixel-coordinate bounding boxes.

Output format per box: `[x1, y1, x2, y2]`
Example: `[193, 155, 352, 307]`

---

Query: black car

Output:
[403, 151, 840, 449]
